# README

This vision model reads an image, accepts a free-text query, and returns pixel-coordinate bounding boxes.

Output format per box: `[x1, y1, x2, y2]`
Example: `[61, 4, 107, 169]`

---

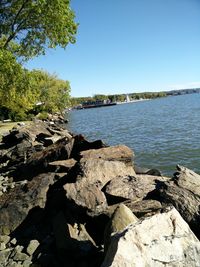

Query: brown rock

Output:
[80, 145, 134, 166]
[70, 134, 106, 159]
[125, 199, 162, 217]
[63, 159, 135, 213]
[76, 158, 135, 187]
[64, 182, 107, 213]
[17, 137, 75, 179]
[0, 173, 55, 235]
[104, 174, 168, 203]
[48, 158, 77, 172]
[158, 165, 200, 238]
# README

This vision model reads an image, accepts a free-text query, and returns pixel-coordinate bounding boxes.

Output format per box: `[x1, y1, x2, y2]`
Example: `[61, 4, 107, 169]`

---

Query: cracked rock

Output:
[101, 206, 200, 267]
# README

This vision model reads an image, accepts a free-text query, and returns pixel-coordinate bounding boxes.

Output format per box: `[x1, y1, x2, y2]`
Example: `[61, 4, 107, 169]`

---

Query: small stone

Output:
[0, 243, 6, 250]
[14, 245, 23, 253]
[26, 240, 40, 256]
[0, 235, 10, 244]
[2, 187, 7, 193]
[23, 259, 32, 267]
[6, 260, 18, 267]
[8, 182, 15, 189]
[13, 251, 29, 261]
[2, 226, 10, 235]
[10, 238, 17, 245]
[4, 177, 8, 182]
[0, 248, 13, 264]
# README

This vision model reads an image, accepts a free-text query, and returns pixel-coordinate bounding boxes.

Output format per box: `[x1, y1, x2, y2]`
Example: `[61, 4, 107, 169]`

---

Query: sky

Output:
[25, 0, 200, 97]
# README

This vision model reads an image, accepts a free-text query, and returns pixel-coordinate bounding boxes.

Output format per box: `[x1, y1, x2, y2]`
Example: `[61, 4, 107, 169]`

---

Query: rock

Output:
[53, 211, 96, 251]
[0, 139, 35, 167]
[17, 122, 25, 127]
[47, 127, 72, 140]
[134, 165, 162, 176]
[44, 135, 63, 146]
[26, 239, 40, 256]
[0, 235, 10, 244]
[64, 159, 135, 213]
[10, 238, 17, 245]
[0, 173, 55, 235]
[106, 200, 162, 219]
[0, 243, 6, 250]
[75, 158, 135, 188]
[101, 207, 200, 267]
[0, 248, 13, 265]
[158, 165, 200, 238]
[23, 259, 33, 267]
[65, 181, 108, 213]
[2, 129, 31, 148]
[48, 158, 77, 172]
[104, 174, 168, 204]
[70, 134, 106, 159]
[52, 211, 97, 266]
[125, 199, 162, 217]
[13, 251, 29, 261]
[104, 204, 138, 253]
[15, 137, 74, 179]
[80, 145, 134, 166]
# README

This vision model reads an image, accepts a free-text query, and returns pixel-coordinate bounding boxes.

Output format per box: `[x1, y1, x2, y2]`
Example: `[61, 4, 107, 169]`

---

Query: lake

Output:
[67, 93, 200, 176]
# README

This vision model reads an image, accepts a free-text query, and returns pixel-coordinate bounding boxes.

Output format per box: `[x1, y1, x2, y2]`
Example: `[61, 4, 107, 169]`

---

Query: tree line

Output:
[0, 0, 77, 121]
[71, 92, 167, 106]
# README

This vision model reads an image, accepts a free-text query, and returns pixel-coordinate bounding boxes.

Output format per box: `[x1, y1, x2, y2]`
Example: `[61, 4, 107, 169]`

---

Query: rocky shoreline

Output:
[0, 116, 200, 267]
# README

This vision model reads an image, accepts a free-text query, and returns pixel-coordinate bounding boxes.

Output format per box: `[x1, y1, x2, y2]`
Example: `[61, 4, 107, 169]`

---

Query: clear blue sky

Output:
[26, 0, 200, 97]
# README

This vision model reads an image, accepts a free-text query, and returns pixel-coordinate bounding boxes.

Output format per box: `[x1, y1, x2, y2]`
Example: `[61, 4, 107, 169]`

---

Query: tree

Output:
[0, 0, 77, 59]
[31, 70, 71, 113]
[93, 94, 107, 101]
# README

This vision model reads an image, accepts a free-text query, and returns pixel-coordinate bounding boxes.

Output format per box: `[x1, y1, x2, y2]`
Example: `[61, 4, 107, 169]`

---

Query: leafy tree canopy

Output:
[0, 0, 78, 59]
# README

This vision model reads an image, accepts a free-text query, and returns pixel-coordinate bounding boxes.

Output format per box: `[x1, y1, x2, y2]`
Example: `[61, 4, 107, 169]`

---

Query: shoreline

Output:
[0, 119, 200, 266]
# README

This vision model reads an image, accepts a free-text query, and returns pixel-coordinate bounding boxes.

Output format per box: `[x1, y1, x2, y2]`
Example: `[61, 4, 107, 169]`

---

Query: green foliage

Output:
[0, 0, 77, 120]
[0, 0, 78, 59]
[0, 47, 40, 120]
[71, 92, 167, 107]
[93, 94, 107, 101]
[0, 48, 71, 120]
[31, 70, 71, 113]
[36, 111, 49, 120]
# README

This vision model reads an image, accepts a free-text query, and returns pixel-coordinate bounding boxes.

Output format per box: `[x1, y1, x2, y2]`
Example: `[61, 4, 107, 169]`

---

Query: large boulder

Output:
[63, 158, 136, 213]
[158, 165, 200, 238]
[104, 174, 168, 203]
[80, 145, 134, 166]
[70, 134, 106, 159]
[125, 199, 162, 217]
[0, 173, 55, 235]
[2, 121, 52, 148]
[101, 207, 200, 267]
[104, 204, 138, 253]
[14, 137, 75, 179]
[106, 200, 162, 219]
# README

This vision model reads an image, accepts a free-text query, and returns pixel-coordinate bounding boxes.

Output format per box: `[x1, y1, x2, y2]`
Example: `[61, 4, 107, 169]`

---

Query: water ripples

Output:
[68, 94, 200, 176]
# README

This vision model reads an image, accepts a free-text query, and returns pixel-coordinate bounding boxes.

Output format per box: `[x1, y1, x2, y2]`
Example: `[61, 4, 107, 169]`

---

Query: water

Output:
[67, 94, 200, 176]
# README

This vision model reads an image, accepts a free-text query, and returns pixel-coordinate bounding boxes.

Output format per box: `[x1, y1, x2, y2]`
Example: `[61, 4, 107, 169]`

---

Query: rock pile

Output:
[0, 118, 200, 267]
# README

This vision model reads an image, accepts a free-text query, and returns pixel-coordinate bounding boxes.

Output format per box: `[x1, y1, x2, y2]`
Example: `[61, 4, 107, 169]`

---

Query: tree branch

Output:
[3, 0, 30, 48]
